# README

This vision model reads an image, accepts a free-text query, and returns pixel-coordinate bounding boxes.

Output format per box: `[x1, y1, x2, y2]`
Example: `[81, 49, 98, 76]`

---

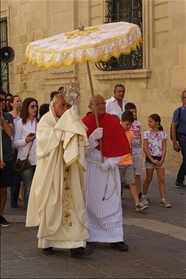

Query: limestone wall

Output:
[1, 0, 185, 174]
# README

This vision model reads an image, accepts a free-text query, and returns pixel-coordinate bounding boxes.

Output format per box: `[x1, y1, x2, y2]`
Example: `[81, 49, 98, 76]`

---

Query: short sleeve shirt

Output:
[2, 112, 14, 161]
[172, 106, 186, 134]
[130, 120, 142, 151]
[144, 130, 168, 157]
[118, 130, 133, 165]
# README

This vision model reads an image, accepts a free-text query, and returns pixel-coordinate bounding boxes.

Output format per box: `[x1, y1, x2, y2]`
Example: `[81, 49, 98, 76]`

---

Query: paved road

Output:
[1, 171, 186, 278]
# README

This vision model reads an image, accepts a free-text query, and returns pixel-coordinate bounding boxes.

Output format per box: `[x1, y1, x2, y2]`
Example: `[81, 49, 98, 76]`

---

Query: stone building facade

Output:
[1, 0, 186, 173]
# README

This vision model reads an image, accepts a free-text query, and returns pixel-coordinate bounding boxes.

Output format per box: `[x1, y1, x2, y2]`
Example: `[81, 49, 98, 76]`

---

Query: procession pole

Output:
[86, 61, 104, 162]
[0, 121, 3, 162]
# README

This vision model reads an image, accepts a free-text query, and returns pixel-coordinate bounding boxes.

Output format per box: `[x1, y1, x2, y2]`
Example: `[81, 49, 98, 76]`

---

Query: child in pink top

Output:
[142, 114, 171, 208]
[119, 111, 148, 212]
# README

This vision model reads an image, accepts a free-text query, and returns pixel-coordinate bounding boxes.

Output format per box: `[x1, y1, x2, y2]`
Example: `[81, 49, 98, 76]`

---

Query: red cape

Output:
[82, 113, 131, 158]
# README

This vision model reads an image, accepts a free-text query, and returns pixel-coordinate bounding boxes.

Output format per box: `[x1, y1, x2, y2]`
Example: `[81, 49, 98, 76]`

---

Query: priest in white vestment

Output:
[26, 93, 92, 258]
[82, 94, 131, 252]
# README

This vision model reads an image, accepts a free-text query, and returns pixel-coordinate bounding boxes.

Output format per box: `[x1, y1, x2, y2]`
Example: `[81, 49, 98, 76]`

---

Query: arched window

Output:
[95, 0, 142, 71]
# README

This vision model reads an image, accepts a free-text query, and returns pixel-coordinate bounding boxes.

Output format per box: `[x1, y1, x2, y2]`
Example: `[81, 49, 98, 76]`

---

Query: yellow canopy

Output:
[26, 22, 142, 69]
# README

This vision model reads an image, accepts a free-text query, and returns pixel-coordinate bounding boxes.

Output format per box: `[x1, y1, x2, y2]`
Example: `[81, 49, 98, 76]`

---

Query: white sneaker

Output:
[141, 197, 149, 205]
[160, 200, 171, 208]
[135, 202, 148, 212]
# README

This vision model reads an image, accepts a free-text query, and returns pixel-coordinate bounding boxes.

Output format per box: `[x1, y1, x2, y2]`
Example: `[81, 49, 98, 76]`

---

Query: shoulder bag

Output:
[14, 141, 34, 172]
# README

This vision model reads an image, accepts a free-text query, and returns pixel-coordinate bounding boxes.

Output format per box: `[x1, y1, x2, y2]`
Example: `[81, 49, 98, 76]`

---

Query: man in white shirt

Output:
[106, 84, 127, 119]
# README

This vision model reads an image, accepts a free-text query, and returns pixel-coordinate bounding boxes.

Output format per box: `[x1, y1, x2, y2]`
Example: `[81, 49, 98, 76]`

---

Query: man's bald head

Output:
[88, 94, 106, 117]
[89, 94, 104, 105]
[53, 93, 71, 117]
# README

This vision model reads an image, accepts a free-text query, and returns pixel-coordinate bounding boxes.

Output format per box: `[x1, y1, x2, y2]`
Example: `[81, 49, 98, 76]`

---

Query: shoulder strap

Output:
[179, 107, 181, 117]
[177, 107, 182, 122]
[26, 122, 37, 159]
[26, 141, 34, 159]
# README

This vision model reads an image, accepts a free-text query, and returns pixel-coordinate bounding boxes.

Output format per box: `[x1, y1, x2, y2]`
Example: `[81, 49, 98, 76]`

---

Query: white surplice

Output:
[26, 106, 90, 249]
[84, 137, 124, 243]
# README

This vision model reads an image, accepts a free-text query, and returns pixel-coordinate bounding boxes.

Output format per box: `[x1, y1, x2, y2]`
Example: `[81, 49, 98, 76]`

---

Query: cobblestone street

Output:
[1, 172, 186, 278]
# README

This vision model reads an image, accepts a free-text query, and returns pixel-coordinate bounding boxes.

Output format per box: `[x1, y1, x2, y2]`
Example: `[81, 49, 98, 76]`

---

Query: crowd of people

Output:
[0, 84, 185, 258]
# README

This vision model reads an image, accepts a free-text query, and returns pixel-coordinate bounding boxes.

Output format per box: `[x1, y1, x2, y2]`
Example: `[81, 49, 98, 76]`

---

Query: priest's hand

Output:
[100, 160, 110, 172]
[90, 127, 103, 140]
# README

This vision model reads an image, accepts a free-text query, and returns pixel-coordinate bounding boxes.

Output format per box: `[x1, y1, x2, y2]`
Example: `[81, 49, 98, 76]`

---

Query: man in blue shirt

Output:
[171, 89, 186, 188]
[0, 89, 14, 227]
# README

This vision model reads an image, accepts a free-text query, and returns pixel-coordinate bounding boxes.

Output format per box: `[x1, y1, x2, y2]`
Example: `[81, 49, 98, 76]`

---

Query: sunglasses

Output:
[30, 104, 39, 109]
[0, 98, 5, 102]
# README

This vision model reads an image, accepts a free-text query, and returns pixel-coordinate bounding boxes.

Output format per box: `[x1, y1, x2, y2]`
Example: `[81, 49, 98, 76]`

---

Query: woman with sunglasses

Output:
[13, 98, 38, 211]
[0, 89, 14, 227]
[4, 93, 13, 112]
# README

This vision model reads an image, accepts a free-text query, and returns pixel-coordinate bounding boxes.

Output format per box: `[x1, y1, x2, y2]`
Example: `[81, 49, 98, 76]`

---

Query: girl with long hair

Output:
[12, 98, 38, 211]
[141, 114, 171, 208]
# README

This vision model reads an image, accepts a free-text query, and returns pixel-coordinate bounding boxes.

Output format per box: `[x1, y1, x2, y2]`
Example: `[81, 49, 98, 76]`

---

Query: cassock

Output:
[26, 106, 90, 249]
[82, 113, 130, 243]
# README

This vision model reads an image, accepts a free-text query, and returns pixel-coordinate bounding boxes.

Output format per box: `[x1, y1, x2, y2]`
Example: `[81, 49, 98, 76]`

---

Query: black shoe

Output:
[11, 202, 18, 208]
[110, 242, 129, 252]
[175, 182, 186, 189]
[138, 192, 142, 200]
[41, 247, 53, 255]
[0, 216, 10, 227]
[70, 247, 94, 258]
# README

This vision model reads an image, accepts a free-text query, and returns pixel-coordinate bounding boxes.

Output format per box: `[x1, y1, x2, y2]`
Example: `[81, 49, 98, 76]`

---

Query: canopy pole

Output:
[86, 61, 104, 162]
[0, 122, 3, 162]
[86, 62, 99, 126]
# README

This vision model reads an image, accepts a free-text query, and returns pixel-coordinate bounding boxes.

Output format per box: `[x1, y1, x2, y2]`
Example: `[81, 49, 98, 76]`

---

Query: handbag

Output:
[14, 141, 34, 172]
[14, 158, 31, 172]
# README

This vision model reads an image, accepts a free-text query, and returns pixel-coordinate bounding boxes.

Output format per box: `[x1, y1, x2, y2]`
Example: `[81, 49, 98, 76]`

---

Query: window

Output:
[95, 0, 142, 71]
[0, 17, 9, 92]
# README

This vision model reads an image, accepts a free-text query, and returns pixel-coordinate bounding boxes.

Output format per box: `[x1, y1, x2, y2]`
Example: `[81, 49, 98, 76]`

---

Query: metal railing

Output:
[0, 17, 9, 92]
[95, 0, 142, 71]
